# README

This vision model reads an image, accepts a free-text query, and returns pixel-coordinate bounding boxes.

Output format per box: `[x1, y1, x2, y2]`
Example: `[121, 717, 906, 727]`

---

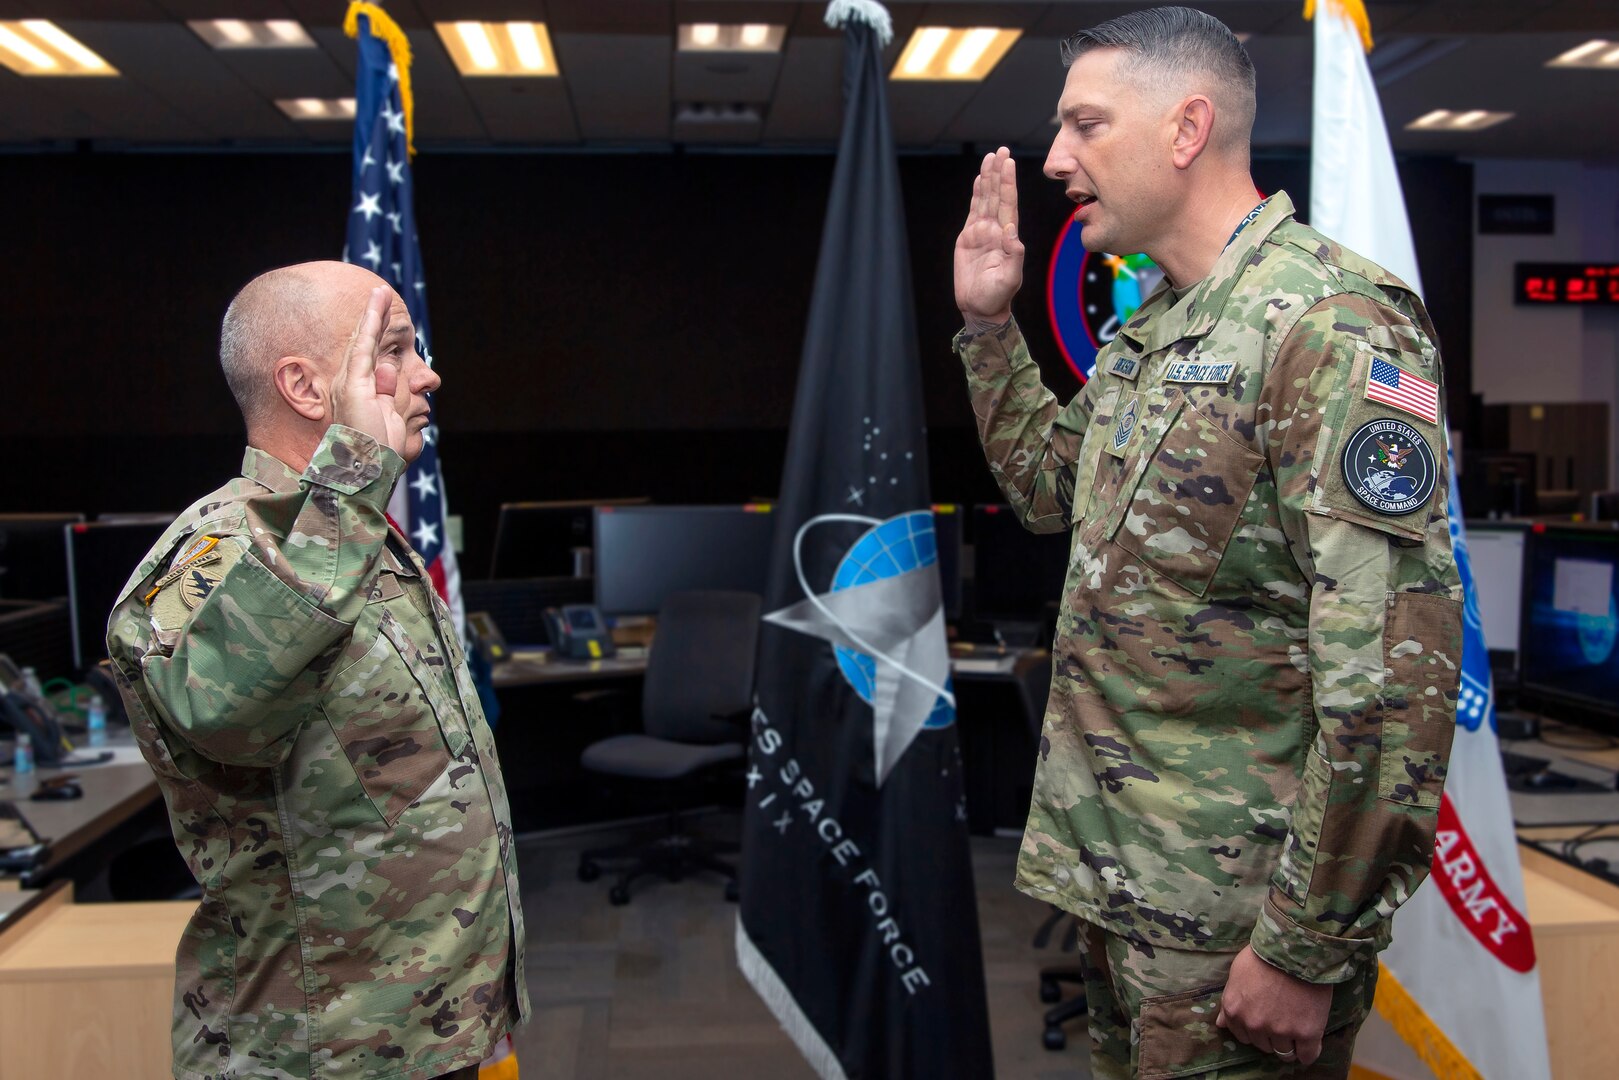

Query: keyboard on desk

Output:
[952, 655, 1017, 675]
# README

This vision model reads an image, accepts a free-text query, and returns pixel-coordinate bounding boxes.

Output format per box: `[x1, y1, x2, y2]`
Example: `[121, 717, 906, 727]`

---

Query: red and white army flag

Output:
[1308, 3, 1551, 1078]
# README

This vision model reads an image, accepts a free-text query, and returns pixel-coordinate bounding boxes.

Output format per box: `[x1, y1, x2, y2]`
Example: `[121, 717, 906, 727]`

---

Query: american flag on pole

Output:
[344, 3, 463, 632]
[1366, 356, 1441, 425]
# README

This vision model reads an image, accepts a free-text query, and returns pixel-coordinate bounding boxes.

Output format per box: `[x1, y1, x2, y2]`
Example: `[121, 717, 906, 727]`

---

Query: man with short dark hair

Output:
[954, 7, 1460, 1076]
[108, 261, 526, 1080]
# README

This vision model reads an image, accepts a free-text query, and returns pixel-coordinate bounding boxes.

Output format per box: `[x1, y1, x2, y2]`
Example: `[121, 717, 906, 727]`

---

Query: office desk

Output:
[0, 736, 160, 887]
[0, 881, 190, 1079]
[492, 649, 649, 689]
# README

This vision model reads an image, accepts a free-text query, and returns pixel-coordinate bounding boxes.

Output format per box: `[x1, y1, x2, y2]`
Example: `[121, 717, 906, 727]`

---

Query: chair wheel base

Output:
[1039, 977, 1061, 1004]
[577, 859, 602, 883]
[1042, 1027, 1067, 1051]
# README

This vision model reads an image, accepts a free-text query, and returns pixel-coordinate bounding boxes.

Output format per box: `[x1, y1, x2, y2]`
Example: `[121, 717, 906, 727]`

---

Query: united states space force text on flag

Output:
[735, 2, 993, 1077]
[343, 1, 464, 634]
[1307, 4, 1550, 1078]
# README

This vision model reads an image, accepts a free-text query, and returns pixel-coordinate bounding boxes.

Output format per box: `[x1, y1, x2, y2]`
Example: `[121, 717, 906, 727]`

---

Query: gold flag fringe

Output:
[1305, 0, 1376, 53]
[343, 2, 416, 157]
[1373, 962, 1485, 1080]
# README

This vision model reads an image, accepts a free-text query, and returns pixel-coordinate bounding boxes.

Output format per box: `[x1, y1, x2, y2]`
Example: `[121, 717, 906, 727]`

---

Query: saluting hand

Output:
[330, 286, 409, 459]
[954, 147, 1025, 330]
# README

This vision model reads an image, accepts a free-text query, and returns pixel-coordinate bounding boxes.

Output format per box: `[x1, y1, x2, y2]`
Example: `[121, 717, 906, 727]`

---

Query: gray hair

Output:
[219, 267, 322, 431]
[1061, 6, 1255, 153]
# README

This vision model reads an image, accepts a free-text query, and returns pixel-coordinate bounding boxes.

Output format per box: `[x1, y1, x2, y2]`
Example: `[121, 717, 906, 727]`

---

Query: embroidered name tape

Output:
[1164, 360, 1236, 384]
[1107, 354, 1142, 381]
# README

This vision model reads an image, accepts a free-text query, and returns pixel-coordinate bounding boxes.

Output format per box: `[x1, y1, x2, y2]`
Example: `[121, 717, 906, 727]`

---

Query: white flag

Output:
[1308, 3, 1551, 1078]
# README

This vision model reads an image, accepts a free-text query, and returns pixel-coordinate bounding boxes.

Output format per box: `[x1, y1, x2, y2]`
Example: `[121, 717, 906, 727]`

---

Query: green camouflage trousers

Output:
[1076, 922, 1377, 1079]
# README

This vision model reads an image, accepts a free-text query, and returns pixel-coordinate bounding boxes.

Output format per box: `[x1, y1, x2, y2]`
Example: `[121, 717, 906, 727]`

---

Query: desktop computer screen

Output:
[67, 520, 169, 672]
[0, 513, 84, 601]
[1520, 527, 1619, 726]
[1464, 523, 1528, 658]
[970, 505, 1071, 623]
[593, 505, 778, 617]
[489, 498, 649, 578]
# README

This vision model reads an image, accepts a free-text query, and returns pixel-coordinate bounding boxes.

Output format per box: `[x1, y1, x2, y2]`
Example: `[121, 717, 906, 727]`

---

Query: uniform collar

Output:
[1116, 190, 1297, 354]
[241, 445, 304, 494]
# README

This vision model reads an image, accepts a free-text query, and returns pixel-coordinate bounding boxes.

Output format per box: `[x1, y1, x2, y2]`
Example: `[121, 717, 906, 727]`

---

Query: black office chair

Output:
[1013, 649, 1090, 1051]
[576, 590, 760, 906]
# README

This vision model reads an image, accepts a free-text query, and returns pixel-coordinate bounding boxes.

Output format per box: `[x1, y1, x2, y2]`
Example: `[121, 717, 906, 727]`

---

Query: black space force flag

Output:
[735, 3, 993, 1076]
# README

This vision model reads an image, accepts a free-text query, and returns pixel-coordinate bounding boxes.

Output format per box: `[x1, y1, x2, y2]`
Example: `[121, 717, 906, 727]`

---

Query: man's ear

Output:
[1171, 94, 1216, 171]
[273, 356, 326, 422]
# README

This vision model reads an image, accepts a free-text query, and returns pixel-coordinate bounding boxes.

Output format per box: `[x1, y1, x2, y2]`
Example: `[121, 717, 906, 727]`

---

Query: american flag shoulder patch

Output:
[1365, 356, 1440, 425]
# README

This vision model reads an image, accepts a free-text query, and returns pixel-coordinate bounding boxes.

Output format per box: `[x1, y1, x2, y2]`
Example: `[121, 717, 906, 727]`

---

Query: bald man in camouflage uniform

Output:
[107, 262, 526, 1080]
[954, 9, 1460, 1078]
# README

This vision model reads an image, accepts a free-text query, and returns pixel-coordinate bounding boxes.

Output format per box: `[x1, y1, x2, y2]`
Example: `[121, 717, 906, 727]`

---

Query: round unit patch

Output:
[1341, 418, 1438, 515]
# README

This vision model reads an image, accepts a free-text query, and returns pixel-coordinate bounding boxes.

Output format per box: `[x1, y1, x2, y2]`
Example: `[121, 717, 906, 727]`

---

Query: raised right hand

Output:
[329, 286, 408, 458]
[954, 147, 1025, 329]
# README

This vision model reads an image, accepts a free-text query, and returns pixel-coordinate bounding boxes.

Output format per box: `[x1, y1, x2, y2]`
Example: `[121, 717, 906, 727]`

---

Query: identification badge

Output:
[1106, 354, 1142, 381]
[1107, 395, 1140, 459]
[1341, 419, 1438, 516]
[1164, 359, 1236, 385]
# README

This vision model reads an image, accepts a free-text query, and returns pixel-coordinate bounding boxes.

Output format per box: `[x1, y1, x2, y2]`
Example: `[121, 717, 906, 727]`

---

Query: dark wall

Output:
[3, 149, 1471, 576]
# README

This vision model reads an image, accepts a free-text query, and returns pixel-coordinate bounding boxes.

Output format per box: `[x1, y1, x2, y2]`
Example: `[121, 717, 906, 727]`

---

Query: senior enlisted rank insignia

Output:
[1342, 419, 1438, 515]
[1109, 395, 1140, 458]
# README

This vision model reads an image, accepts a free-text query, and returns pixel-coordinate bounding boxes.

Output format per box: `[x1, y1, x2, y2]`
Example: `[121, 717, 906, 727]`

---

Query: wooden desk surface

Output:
[0, 897, 193, 982]
[0, 738, 160, 880]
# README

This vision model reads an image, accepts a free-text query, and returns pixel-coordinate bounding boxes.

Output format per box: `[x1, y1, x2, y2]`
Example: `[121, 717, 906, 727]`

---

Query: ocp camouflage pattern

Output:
[956, 193, 1461, 984]
[107, 425, 528, 1080]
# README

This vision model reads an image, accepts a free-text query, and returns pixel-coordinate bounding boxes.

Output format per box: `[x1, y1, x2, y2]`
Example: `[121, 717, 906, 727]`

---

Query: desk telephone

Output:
[543, 605, 616, 660]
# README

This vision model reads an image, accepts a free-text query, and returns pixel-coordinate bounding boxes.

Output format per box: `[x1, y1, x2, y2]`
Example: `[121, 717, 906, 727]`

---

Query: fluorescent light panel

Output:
[0, 20, 115, 75]
[435, 21, 558, 75]
[1547, 39, 1619, 68]
[1405, 108, 1514, 131]
[892, 27, 1021, 81]
[677, 24, 785, 53]
[189, 19, 314, 49]
[276, 98, 357, 121]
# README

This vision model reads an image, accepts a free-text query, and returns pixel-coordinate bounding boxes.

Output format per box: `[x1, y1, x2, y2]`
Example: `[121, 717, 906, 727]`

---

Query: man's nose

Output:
[1044, 134, 1072, 181]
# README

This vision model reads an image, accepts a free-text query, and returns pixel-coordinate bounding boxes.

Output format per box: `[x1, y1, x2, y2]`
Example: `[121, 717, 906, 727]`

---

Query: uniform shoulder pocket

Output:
[1308, 346, 1446, 543]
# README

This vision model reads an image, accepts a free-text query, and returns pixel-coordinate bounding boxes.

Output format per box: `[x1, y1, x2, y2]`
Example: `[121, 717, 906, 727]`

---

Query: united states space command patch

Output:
[1341, 419, 1437, 515]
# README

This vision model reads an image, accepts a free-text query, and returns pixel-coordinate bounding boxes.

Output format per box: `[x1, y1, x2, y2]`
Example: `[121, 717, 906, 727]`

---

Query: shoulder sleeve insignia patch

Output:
[146, 536, 240, 632]
[1341, 419, 1438, 516]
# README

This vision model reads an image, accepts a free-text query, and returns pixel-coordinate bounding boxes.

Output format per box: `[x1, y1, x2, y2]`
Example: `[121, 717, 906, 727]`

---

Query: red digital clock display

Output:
[1515, 262, 1619, 305]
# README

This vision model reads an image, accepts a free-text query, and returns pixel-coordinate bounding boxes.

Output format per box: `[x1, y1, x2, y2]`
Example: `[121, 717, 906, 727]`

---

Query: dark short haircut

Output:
[1061, 6, 1256, 150]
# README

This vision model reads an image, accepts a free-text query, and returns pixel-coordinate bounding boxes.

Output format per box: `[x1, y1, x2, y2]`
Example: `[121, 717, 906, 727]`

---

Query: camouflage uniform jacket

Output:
[106, 425, 529, 1080]
[956, 192, 1462, 984]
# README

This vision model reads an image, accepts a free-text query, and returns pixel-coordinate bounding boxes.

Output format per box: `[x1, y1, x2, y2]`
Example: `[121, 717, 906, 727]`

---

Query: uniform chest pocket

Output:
[321, 606, 470, 825]
[1108, 398, 1263, 597]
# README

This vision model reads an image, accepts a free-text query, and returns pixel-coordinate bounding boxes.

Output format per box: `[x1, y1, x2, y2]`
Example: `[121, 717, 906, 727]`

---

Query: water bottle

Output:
[87, 693, 108, 747]
[13, 732, 33, 775]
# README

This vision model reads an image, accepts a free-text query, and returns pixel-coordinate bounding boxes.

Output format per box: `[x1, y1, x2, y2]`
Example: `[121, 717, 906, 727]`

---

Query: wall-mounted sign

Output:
[1514, 263, 1619, 305]
[1479, 194, 1555, 235]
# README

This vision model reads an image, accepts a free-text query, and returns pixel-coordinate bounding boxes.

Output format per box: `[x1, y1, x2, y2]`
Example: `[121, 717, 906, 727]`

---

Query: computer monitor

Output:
[931, 504, 964, 621]
[1464, 522, 1528, 664]
[489, 498, 649, 579]
[66, 520, 169, 672]
[0, 513, 84, 601]
[970, 504, 1071, 623]
[593, 505, 777, 617]
[1519, 526, 1619, 733]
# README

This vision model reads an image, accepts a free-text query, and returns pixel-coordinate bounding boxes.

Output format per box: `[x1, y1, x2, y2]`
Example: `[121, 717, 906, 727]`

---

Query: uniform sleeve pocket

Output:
[1377, 591, 1462, 807]
[321, 609, 467, 825]
[1136, 984, 1260, 1079]
[1111, 399, 1262, 597]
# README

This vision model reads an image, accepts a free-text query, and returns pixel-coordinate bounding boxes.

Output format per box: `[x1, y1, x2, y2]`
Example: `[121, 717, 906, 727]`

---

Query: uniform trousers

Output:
[1076, 922, 1378, 1079]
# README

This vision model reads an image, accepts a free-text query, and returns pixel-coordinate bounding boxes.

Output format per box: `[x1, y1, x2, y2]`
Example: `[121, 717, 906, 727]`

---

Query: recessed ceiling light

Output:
[435, 21, 559, 76]
[1405, 108, 1514, 131]
[189, 19, 314, 49]
[275, 98, 357, 121]
[0, 20, 116, 75]
[677, 23, 785, 53]
[1547, 39, 1619, 68]
[892, 27, 1021, 81]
